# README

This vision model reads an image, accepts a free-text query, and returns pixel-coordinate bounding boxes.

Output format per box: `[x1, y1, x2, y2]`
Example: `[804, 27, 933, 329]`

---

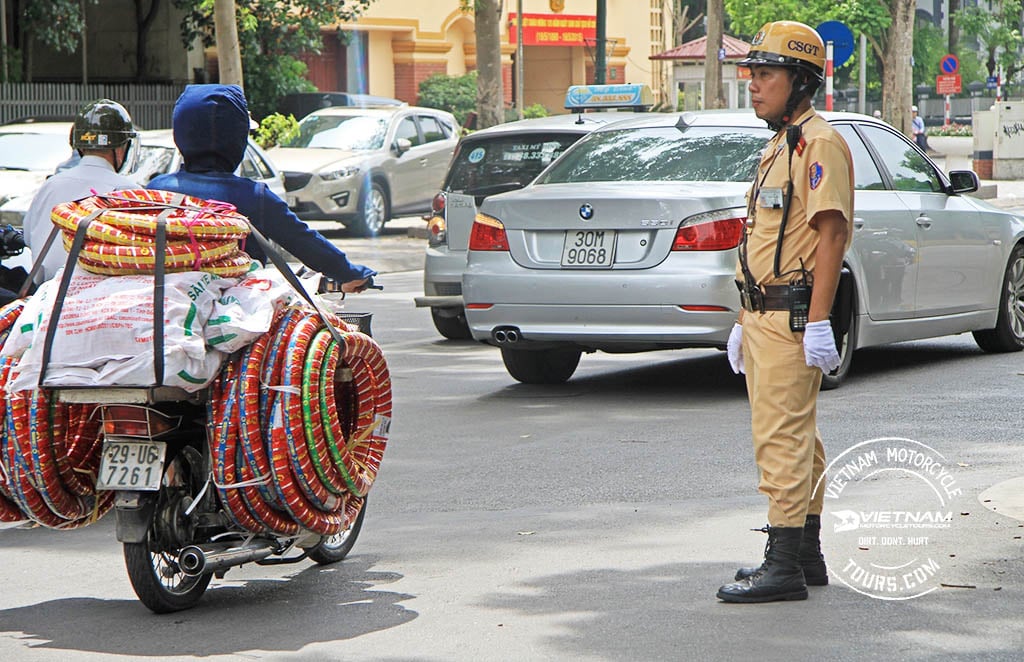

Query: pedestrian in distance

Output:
[911, 105, 928, 151]
[147, 84, 376, 292]
[24, 99, 139, 285]
[720, 20, 854, 603]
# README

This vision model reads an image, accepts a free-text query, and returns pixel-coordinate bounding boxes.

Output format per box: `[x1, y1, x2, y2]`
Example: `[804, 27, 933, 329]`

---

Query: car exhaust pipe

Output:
[179, 541, 277, 577]
[492, 326, 521, 344]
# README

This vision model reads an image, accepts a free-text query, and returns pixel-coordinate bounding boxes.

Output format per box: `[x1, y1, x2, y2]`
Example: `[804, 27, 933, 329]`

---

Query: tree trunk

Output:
[214, 0, 243, 87]
[134, 0, 161, 81]
[475, 0, 504, 129]
[703, 0, 725, 109]
[881, 0, 915, 136]
[947, 0, 960, 56]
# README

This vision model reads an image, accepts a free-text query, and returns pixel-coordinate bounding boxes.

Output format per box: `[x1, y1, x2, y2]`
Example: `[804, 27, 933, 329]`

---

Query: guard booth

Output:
[973, 101, 1024, 180]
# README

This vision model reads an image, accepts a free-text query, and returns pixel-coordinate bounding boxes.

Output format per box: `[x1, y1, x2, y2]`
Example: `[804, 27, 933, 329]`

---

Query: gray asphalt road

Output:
[1, 268, 1022, 661]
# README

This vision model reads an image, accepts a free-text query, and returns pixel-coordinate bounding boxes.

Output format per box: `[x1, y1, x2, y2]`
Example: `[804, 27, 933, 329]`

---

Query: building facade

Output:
[313, 0, 675, 113]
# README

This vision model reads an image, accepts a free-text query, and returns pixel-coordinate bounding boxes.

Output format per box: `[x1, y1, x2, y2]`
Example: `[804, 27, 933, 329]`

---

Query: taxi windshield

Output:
[536, 125, 771, 184]
[282, 114, 389, 150]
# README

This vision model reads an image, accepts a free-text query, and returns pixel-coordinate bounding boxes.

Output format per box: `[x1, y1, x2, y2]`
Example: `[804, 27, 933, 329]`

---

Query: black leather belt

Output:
[736, 281, 800, 312]
[759, 285, 794, 311]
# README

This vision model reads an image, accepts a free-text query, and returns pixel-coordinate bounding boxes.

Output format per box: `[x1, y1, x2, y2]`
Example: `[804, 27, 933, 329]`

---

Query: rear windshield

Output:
[536, 125, 772, 184]
[445, 132, 582, 195]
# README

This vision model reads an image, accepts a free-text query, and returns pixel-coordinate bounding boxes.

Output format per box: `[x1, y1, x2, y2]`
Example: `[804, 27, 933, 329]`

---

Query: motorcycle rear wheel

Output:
[305, 498, 367, 565]
[123, 539, 212, 613]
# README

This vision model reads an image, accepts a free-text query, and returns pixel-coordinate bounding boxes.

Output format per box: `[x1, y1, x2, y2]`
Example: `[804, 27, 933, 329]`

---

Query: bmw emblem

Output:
[579, 203, 594, 220]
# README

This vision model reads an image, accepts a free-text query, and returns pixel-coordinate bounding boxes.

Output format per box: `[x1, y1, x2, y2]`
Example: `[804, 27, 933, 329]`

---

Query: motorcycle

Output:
[55, 271, 378, 613]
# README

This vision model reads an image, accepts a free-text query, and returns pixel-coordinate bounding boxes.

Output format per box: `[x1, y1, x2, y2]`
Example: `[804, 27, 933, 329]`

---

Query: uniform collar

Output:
[78, 154, 117, 171]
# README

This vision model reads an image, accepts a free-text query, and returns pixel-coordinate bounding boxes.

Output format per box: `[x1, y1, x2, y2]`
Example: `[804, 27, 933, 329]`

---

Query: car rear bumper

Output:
[417, 245, 466, 309]
[464, 303, 735, 350]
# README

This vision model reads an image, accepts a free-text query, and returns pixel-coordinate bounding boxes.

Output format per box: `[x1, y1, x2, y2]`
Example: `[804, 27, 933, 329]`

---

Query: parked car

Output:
[132, 129, 287, 198]
[0, 121, 76, 209]
[0, 130, 287, 228]
[415, 111, 647, 339]
[268, 105, 458, 236]
[277, 92, 404, 121]
[462, 110, 1024, 388]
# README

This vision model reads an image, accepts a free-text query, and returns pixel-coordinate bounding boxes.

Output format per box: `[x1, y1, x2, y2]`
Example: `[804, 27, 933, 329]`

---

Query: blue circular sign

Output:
[816, 21, 855, 69]
[468, 147, 486, 164]
[940, 54, 959, 74]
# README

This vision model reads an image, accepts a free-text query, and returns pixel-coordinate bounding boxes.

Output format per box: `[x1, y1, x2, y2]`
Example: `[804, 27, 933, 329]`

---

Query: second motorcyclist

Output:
[147, 84, 375, 292]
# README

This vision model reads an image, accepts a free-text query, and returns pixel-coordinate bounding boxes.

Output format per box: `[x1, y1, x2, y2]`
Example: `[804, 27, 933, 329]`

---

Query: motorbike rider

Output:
[24, 99, 138, 285]
[147, 84, 375, 292]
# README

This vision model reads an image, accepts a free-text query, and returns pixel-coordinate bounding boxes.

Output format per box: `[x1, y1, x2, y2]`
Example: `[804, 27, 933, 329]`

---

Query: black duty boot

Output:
[717, 526, 808, 603]
[734, 515, 829, 586]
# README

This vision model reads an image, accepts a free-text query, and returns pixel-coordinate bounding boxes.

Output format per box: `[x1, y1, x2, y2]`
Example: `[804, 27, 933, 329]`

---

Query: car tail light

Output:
[101, 405, 180, 439]
[427, 215, 446, 246]
[468, 213, 510, 251]
[431, 191, 446, 216]
[672, 210, 746, 251]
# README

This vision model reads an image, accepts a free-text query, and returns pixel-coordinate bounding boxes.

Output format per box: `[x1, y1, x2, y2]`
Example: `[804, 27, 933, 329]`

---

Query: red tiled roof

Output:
[650, 33, 751, 61]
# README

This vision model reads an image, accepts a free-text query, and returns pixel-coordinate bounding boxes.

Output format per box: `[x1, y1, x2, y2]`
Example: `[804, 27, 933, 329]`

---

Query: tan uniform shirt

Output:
[738, 108, 854, 287]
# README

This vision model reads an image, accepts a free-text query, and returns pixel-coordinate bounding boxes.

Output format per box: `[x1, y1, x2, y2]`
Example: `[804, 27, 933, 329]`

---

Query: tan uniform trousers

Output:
[742, 310, 827, 527]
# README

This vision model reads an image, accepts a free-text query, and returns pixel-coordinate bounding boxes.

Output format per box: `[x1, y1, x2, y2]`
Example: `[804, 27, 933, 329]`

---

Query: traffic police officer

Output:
[717, 21, 854, 603]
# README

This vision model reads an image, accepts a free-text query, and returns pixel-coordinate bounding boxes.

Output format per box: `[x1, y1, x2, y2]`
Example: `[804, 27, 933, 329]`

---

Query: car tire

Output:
[431, 307, 472, 340]
[972, 243, 1024, 353]
[820, 293, 857, 391]
[500, 347, 581, 384]
[352, 180, 389, 237]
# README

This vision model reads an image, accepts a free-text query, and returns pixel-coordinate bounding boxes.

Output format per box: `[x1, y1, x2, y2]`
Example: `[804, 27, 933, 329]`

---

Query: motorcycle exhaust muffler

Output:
[178, 541, 277, 577]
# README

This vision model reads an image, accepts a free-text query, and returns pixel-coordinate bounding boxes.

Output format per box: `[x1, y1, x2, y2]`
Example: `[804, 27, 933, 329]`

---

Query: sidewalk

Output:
[933, 152, 1024, 209]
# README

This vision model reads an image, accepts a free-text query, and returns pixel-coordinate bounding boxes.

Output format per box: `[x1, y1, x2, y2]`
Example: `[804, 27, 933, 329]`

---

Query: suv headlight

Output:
[319, 166, 360, 181]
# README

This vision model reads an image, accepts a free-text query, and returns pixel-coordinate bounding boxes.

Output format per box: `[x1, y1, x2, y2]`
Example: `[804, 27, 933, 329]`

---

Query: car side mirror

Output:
[948, 170, 979, 195]
[393, 138, 412, 156]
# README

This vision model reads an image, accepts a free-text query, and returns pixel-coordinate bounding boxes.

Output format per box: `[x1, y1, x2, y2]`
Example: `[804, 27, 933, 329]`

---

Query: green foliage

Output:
[22, 0, 91, 54]
[254, 112, 300, 149]
[418, 71, 478, 125]
[912, 21, 945, 90]
[954, 1, 1024, 79]
[523, 103, 548, 119]
[173, 0, 374, 119]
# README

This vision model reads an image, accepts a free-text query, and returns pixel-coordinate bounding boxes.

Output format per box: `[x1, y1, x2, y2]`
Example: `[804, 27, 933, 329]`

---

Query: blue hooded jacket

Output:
[148, 84, 375, 283]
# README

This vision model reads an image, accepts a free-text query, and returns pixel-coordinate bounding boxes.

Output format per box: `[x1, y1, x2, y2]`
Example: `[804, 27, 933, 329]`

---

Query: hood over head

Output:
[172, 84, 248, 173]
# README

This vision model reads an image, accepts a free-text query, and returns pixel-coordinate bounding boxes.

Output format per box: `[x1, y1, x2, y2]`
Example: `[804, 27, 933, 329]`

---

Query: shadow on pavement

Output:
[0, 556, 416, 657]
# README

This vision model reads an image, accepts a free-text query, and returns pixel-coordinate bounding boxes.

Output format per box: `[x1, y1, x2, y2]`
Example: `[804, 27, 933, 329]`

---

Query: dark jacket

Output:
[147, 84, 375, 283]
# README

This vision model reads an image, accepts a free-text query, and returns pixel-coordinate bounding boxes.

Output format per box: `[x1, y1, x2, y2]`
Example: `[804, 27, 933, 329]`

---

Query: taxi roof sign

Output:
[564, 84, 654, 111]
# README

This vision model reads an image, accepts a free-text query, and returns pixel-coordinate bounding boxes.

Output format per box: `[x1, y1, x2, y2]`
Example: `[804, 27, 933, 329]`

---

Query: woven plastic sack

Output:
[205, 268, 297, 353]
[6, 270, 232, 392]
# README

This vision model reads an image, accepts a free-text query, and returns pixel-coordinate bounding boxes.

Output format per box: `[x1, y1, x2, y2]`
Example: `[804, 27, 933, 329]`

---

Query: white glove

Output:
[727, 323, 744, 374]
[803, 320, 840, 373]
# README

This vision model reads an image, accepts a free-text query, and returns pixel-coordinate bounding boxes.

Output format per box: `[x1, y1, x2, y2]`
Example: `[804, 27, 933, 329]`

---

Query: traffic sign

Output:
[816, 21, 855, 68]
[936, 74, 961, 95]
[987, 75, 999, 90]
[940, 54, 959, 75]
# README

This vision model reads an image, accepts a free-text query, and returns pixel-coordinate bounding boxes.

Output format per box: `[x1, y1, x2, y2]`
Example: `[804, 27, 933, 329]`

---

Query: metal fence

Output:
[0, 83, 185, 129]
